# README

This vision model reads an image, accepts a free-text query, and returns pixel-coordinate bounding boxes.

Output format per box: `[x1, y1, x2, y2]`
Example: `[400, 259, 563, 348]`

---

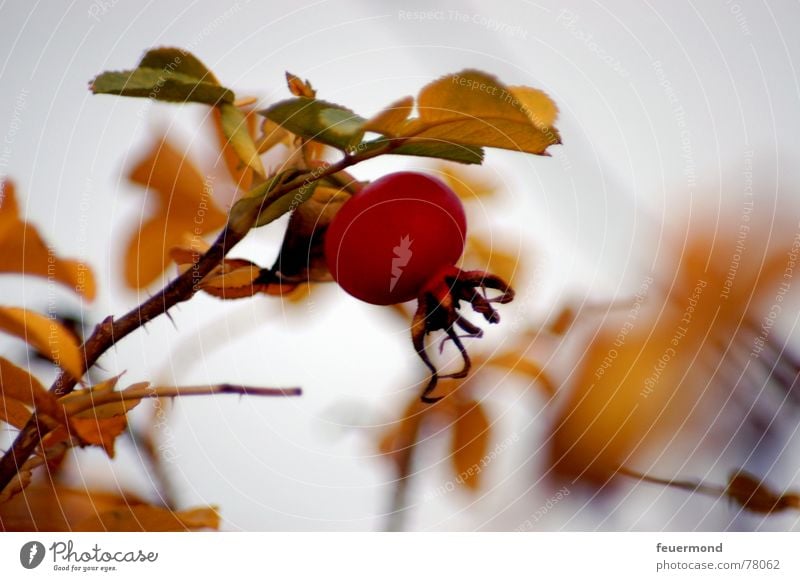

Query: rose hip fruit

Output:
[324, 171, 467, 305]
[324, 171, 514, 402]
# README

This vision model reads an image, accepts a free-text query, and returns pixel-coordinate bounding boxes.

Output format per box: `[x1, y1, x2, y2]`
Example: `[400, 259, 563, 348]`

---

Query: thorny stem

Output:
[0, 140, 399, 494]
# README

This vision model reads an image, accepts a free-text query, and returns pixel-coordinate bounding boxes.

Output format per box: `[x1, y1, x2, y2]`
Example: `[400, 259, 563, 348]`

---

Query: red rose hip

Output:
[324, 171, 467, 305]
[323, 171, 514, 403]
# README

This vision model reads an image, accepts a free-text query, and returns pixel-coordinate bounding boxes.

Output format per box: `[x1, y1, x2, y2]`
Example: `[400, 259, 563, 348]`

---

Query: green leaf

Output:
[138, 47, 219, 84]
[91, 68, 234, 105]
[392, 140, 484, 165]
[229, 169, 318, 232]
[261, 98, 366, 151]
[218, 103, 265, 176]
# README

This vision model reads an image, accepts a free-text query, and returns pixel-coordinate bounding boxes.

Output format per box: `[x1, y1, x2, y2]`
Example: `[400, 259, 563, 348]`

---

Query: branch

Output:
[66, 383, 302, 416]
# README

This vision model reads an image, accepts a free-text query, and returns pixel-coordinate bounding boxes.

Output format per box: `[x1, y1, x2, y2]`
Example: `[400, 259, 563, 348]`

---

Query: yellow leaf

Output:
[451, 399, 490, 490]
[436, 164, 499, 200]
[0, 180, 96, 300]
[363, 96, 414, 136]
[0, 307, 82, 378]
[74, 505, 219, 532]
[408, 70, 560, 155]
[126, 136, 227, 289]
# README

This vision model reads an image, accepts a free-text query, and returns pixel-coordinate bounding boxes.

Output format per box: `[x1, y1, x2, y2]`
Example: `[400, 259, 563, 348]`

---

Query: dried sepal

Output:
[412, 266, 514, 403]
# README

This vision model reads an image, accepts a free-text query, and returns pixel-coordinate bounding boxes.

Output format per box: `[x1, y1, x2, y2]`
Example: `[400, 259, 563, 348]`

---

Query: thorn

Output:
[164, 310, 178, 331]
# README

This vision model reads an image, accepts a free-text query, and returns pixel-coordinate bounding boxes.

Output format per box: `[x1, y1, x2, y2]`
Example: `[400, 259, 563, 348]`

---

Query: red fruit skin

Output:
[324, 172, 467, 305]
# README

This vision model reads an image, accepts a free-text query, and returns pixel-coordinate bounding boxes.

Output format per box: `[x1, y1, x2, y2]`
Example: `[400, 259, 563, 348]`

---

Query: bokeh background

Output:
[2, 0, 800, 531]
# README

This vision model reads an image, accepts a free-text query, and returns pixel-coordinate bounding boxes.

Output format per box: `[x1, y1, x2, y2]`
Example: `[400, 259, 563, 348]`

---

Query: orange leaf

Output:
[0, 484, 143, 531]
[126, 136, 227, 289]
[0, 308, 83, 378]
[75, 505, 219, 532]
[61, 378, 147, 457]
[450, 399, 490, 490]
[0, 180, 96, 300]
[0, 357, 60, 422]
[464, 236, 520, 284]
[286, 72, 316, 98]
[436, 164, 499, 200]
[486, 351, 555, 396]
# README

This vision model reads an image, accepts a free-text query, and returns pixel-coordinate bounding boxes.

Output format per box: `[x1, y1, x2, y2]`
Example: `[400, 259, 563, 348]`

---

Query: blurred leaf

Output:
[0, 357, 61, 422]
[0, 467, 33, 504]
[437, 164, 499, 200]
[217, 103, 265, 178]
[60, 378, 148, 458]
[727, 470, 800, 514]
[465, 237, 519, 284]
[451, 399, 490, 490]
[0, 307, 82, 378]
[0, 180, 96, 300]
[0, 484, 143, 531]
[126, 136, 227, 288]
[257, 118, 294, 154]
[486, 351, 555, 396]
[74, 505, 219, 532]
[261, 98, 366, 151]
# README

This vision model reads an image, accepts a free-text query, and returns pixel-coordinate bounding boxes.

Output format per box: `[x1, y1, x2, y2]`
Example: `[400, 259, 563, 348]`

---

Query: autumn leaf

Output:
[0, 357, 62, 425]
[464, 237, 520, 285]
[485, 351, 555, 396]
[0, 180, 96, 300]
[450, 399, 490, 490]
[60, 378, 148, 458]
[0, 484, 141, 531]
[0, 468, 33, 505]
[363, 96, 414, 136]
[726, 470, 800, 514]
[125, 136, 227, 288]
[436, 163, 499, 200]
[410, 70, 560, 154]
[364, 70, 559, 163]
[75, 505, 219, 532]
[0, 307, 83, 378]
